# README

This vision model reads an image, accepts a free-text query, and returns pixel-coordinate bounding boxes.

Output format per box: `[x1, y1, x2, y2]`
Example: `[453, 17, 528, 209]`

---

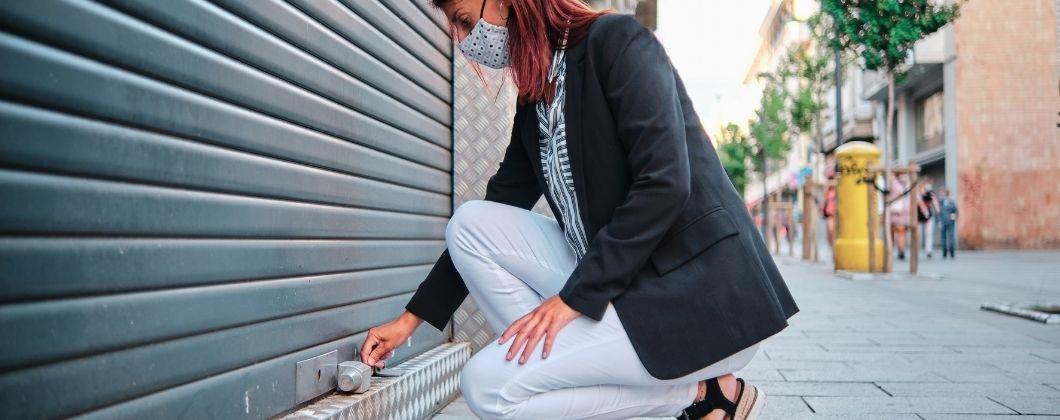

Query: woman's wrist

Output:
[397, 310, 424, 329]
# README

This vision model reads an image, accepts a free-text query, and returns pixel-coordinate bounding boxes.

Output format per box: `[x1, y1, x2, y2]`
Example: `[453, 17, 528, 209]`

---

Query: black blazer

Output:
[406, 13, 798, 379]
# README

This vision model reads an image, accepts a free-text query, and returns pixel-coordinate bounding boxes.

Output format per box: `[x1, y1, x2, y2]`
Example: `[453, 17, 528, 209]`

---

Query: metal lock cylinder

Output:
[337, 361, 372, 393]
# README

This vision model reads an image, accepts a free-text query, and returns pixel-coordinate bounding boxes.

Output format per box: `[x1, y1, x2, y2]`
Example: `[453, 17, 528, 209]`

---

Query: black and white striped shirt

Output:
[536, 42, 589, 260]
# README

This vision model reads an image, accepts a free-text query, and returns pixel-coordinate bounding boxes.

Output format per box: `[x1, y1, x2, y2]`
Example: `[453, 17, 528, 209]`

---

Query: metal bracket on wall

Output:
[295, 350, 338, 404]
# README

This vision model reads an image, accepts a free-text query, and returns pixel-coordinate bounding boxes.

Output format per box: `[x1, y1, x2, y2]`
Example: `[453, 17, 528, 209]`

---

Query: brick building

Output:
[864, 0, 1059, 249]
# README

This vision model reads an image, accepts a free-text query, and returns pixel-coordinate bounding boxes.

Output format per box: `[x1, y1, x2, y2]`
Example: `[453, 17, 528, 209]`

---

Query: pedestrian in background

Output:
[888, 173, 911, 260]
[937, 187, 959, 258]
[821, 166, 838, 250]
[916, 179, 939, 258]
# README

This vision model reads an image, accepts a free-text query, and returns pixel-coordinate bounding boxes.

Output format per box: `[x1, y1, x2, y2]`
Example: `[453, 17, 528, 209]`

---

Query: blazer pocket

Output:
[650, 207, 740, 276]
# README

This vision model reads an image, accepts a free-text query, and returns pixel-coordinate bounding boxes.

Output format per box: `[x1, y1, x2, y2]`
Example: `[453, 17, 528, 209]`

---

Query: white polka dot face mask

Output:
[457, 1, 510, 69]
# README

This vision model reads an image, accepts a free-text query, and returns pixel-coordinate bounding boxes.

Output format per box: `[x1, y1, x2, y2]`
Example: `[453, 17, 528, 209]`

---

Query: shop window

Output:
[916, 91, 944, 152]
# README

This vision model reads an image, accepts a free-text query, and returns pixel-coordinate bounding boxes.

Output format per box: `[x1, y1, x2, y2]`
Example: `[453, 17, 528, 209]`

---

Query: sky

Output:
[654, 0, 774, 138]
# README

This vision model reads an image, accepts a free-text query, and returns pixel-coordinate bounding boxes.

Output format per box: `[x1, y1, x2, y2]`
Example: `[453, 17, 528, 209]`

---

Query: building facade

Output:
[743, 0, 820, 206]
[862, 0, 1059, 249]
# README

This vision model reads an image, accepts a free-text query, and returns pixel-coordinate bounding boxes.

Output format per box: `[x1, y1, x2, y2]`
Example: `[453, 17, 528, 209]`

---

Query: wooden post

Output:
[812, 210, 819, 263]
[775, 198, 784, 254]
[807, 181, 818, 262]
[831, 179, 840, 270]
[788, 206, 795, 257]
[771, 201, 780, 254]
[907, 165, 920, 275]
[882, 168, 893, 274]
[802, 182, 814, 260]
[816, 180, 831, 264]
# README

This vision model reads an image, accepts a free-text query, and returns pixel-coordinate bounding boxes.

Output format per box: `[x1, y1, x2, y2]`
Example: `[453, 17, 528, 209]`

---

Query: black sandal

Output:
[678, 377, 734, 420]
[678, 377, 764, 420]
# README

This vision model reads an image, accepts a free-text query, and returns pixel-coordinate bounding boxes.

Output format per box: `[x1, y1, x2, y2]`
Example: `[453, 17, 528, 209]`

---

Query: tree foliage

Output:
[785, 45, 829, 138]
[749, 77, 792, 165]
[718, 123, 751, 196]
[720, 71, 793, 199]
[819, 0, 961, 76]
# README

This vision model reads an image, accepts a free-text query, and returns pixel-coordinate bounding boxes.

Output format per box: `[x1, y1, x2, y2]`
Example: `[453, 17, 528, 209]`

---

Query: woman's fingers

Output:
[368, 338, 392, 367]
[368, 341, 389, 360]
[360, 331, 378, 364]
[499, 312, 530, 345]
[504, 316, 538, 358]
[518, 321, 549, 364]
[506, 316, 540, 360]
[542, 326, 558, 359]
[373, 349, 395, 368]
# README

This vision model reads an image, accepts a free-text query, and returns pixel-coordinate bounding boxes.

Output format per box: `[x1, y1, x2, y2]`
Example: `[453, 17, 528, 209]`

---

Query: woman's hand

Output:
[360, 311, 422, 369]
[498, 295, 582, 364]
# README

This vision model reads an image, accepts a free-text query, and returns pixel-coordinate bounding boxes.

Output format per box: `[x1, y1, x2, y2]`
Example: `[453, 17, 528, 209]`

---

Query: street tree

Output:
[785, 40, 830, 156]
[820, 0, 960, 167]
[749, 74, 792, 238]
[717, 122, 752, 196]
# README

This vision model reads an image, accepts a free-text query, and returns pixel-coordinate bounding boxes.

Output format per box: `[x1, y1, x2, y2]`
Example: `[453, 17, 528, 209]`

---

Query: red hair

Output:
[434, 0, 608, 104]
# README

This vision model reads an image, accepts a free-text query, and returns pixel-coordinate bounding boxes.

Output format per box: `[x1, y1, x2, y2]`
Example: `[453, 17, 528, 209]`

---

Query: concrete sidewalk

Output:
[433, 250, 1060, 419]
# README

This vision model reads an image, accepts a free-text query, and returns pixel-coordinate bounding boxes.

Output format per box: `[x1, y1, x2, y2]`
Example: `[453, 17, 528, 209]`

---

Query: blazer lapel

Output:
[517, 104, 546, 188]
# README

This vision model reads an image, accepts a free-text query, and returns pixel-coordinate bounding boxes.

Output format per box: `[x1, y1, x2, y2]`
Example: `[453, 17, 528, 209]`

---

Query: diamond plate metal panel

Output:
[283, 342, 471, 420]
[451, 53, 553, 354]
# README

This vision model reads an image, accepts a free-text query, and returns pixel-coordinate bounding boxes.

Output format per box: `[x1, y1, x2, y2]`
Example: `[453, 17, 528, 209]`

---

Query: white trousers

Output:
[920, 220, 935, 254]
[447, 200, 760, 420]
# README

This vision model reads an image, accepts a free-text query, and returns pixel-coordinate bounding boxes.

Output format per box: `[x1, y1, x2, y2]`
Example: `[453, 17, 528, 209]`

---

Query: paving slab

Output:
[931, 369, 1025, 383]
[992, 361, 1060, 374]
[763, 349, 910, 362]
[991, 396, 1060, 415]
[803, 396, 1014, 414]
[755, 381, 888, 397]
[433, 399, 475, 418]
[920, 415, 1060, 420]
[757, 395, 813, 419]
[763, 415, 921, 420]
[1029, 349, 1060, 362]
[878, 382, 1060, 397]
[742, 360, 852, 371]
[778, 368, 948, 383]
[819, 344, 958, 353]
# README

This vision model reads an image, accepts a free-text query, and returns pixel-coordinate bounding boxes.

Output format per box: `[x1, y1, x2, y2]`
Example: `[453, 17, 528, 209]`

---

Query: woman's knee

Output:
[445, 200, 492, 249]
[459, 353, 510, 419]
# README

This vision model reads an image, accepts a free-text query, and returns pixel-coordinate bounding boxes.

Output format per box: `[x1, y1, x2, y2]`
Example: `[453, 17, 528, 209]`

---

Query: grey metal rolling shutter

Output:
[0, 0, 453, 418]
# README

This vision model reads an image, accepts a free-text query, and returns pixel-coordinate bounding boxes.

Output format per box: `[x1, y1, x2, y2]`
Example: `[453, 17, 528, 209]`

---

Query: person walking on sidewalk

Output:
[888, 174, 911, 260]
[937, 187, 959, 258]
[916, 179, 939, 258]
[359, 1, 798, 419]
[821, 165, 838, 250]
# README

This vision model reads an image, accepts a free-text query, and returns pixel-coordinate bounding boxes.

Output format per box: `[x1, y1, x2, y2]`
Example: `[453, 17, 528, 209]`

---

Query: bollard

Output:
[833, 141, 884, 272]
